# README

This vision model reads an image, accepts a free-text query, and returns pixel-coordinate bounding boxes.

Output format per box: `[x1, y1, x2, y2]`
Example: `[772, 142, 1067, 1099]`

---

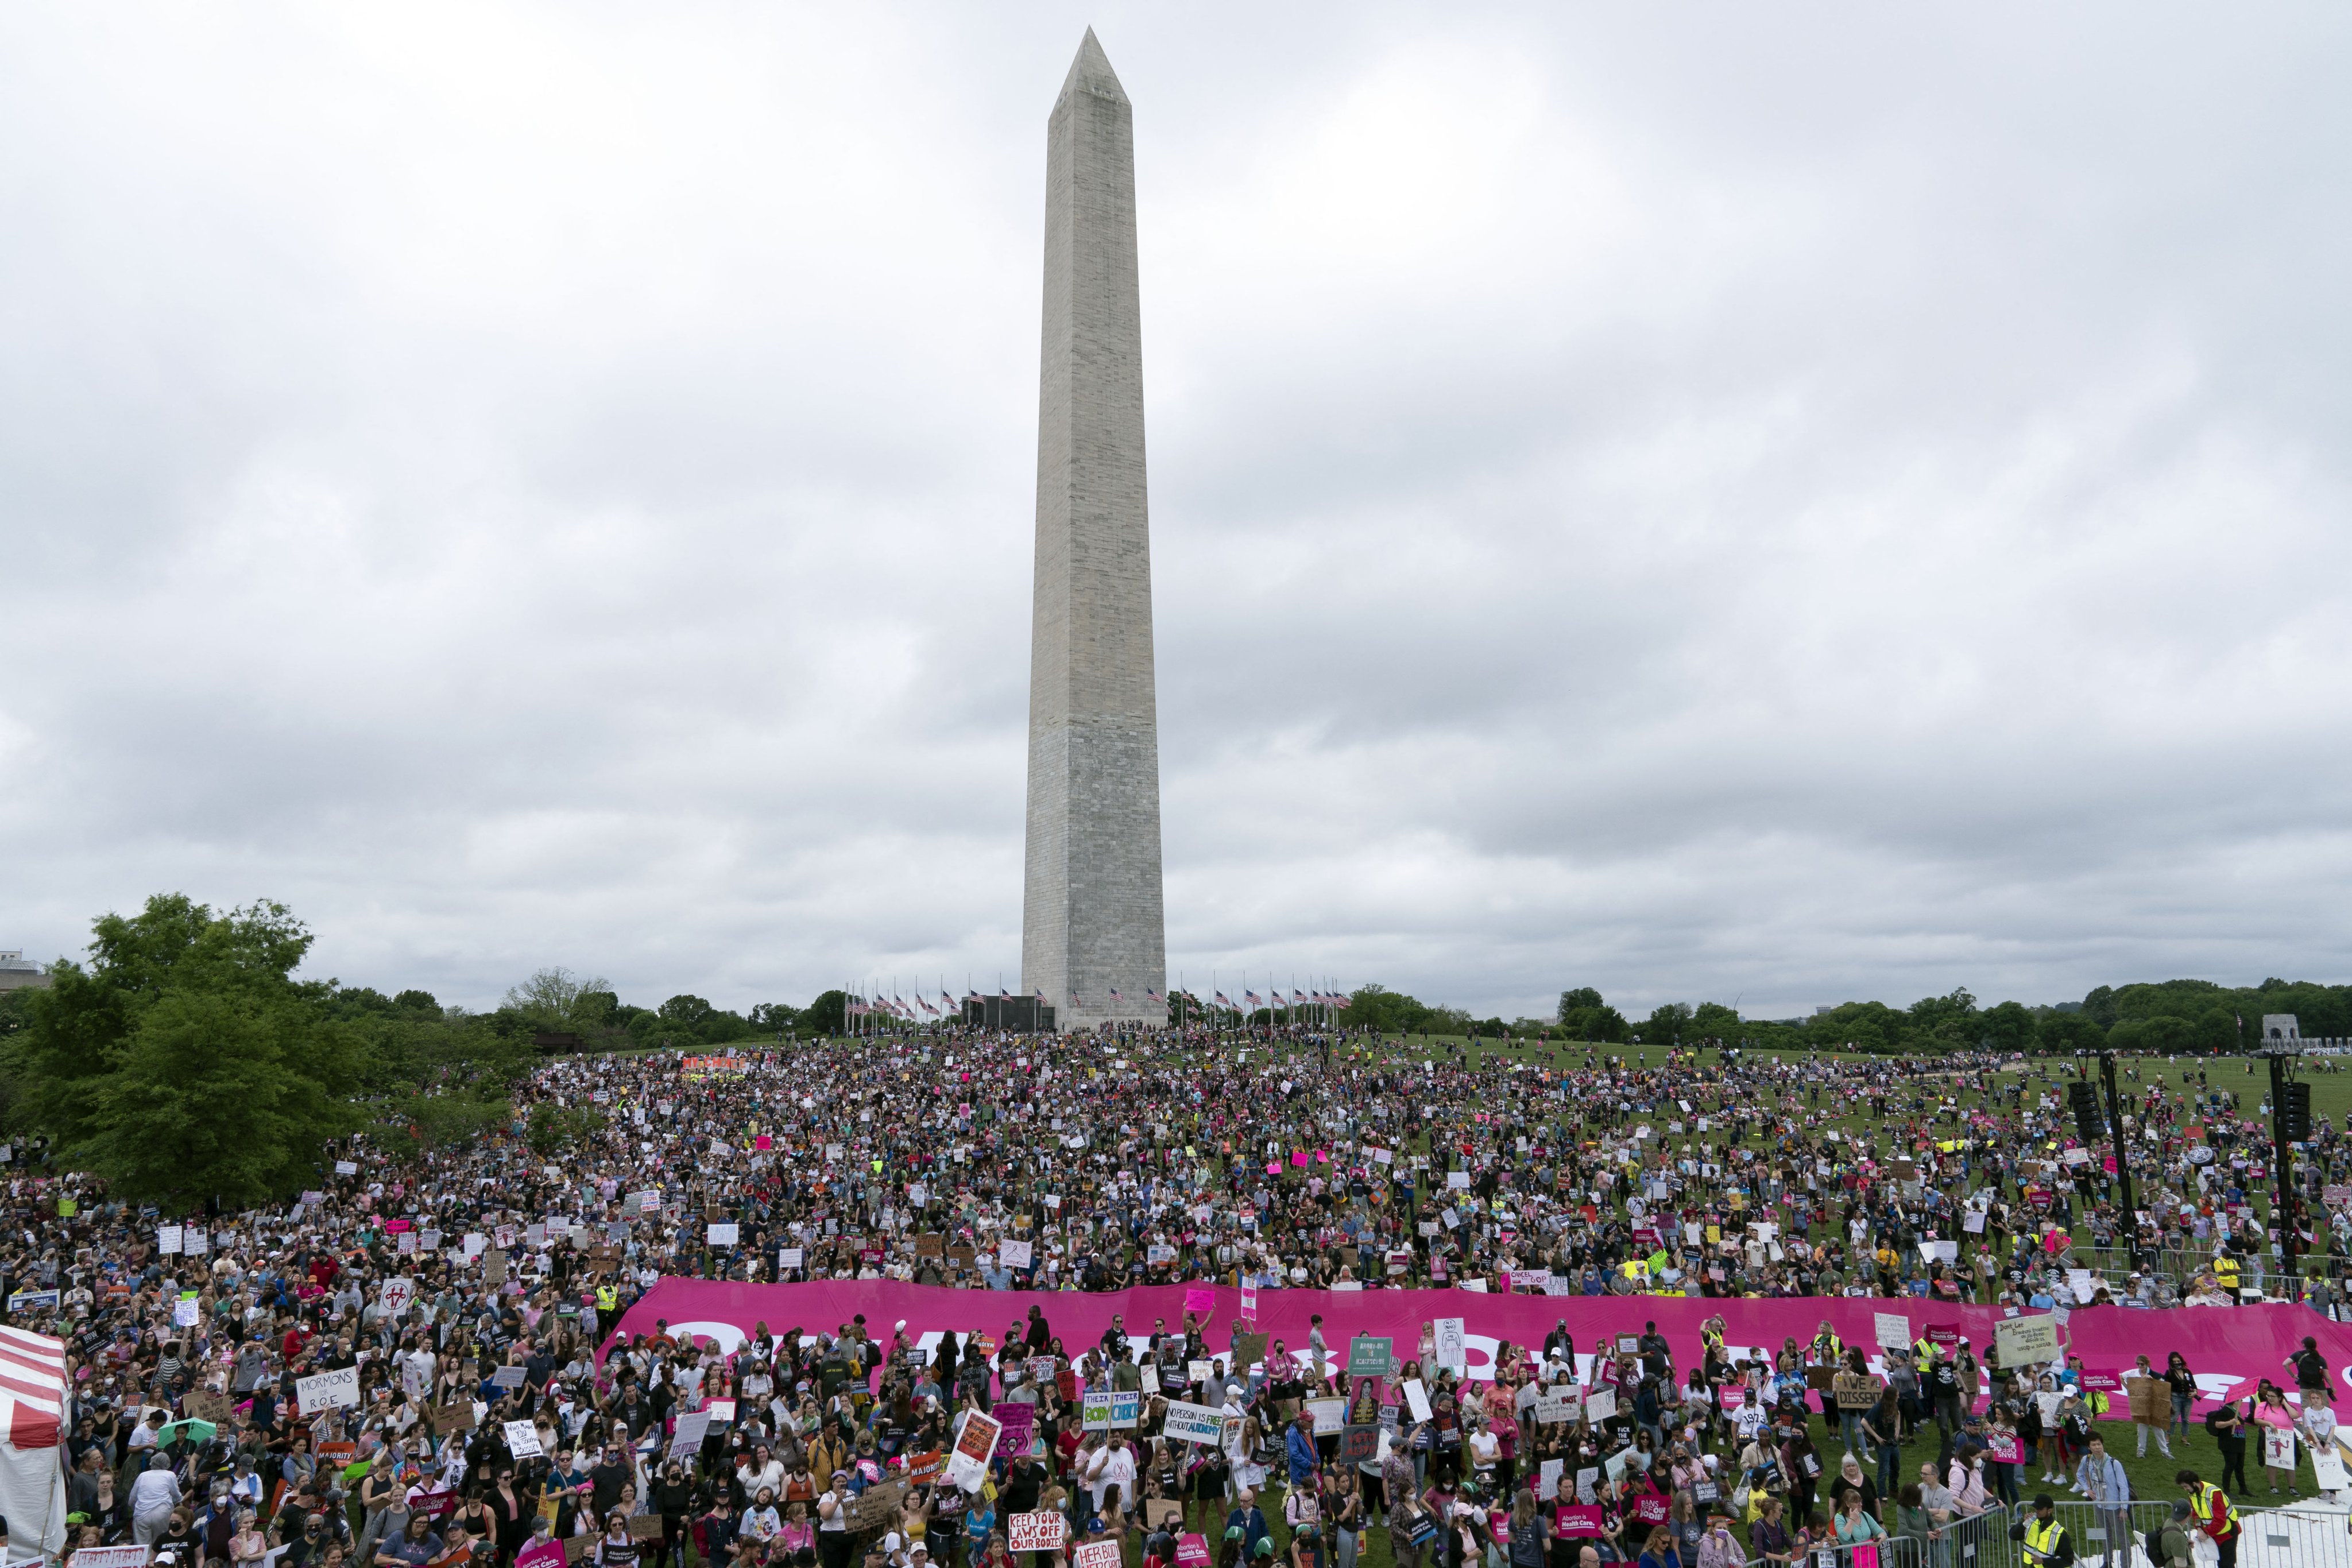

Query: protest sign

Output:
[1874, 1313, 1911, 1352]
[297, 1366, 359, 1411]
[1008, 1515, 1067, 1552]
[1082, 1389, 1142, 1430]
[1534, 1392, 1576, 1424]
[668, 1411, 711, 1458]
[848, 1482, 907, 1531]
[1434, 1317, 1466, 1374]
[1162, 1400, 1227, 1446]
[504, 1420, 544, 1458]
[1584, 1388, 1616, 1423]
[1347, 1336, 1394, 1378]
[1175, 1536, 1212, 1568]
[1307, 1397, 1346, 1435]
[947, 1409, 1002, 1490]
[1994, 1315, 2060, 1366]
[1403, 1379, 1434, 1421]
[992, 1402, 1036, 1454]
[1832, 1373, 1883, 1408]
[1073, 1543, 1121, 1568]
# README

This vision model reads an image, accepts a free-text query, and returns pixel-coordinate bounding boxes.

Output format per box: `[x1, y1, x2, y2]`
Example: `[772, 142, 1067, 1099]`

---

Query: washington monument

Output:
[1021, 29, 1166, 1032]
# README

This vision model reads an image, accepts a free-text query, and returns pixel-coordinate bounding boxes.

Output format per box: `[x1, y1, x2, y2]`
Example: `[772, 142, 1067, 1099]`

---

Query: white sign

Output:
[296, 1366, 360, 1411]
[1434, 1317, 1467, 1374]
[1402, 1379, 1434, 1422]
[382, 1277, 417, 1315]
[999, 1238, 1034, 1269]
[1162, 1400, 1228, 1446]
[1584, 1388, 1617, 1423]
[156, 1226, 184, 1255]
[669, 1411, 712, 1458]
[707, 1223, 739, 1245]
[334, 1160, 358, 1175]
[1874, 1313, 1911, 1353]
[779, 1248, 804, 1272]
[172, 1296, 200, 1328]
[1994, 1314, 2061, 1366]
[504, 1419, 544, 1458]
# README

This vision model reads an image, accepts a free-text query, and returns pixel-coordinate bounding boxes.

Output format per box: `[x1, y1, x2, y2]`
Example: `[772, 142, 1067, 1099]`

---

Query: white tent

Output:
[0, 1327, 69, 1560]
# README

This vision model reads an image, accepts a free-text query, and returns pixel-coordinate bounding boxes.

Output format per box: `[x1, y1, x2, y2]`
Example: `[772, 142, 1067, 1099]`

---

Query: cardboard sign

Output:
[1008, 1513, 1067, 1552]
[1833, 1373, 1884, 1408]
[1234, 1332, 1268, 1368]
[1994, 1315, 2061, 1366]
[848, 1481, 907, 1531]
[628, 1519, 664, 1543]
[434, 1402, 479, 1434]
[185, 1391, 236, 1423]
[296, 1366, 360, 1411]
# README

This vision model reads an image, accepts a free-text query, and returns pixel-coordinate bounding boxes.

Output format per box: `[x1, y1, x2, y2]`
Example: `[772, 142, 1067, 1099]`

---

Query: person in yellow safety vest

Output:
[1701, 1316, 1727, 1358]
[2176, 1470, 2241, 1568]
[596, 1283, 618, 1316]
[1809, 1322, 1843, 1365]
[2009, 1494, 2076, 1566]
[2214, 1252, 2241, 1296]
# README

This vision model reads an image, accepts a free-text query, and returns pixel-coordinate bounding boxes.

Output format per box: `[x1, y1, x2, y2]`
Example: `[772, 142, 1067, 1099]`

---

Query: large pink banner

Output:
[609, 1280, 2352, 1415]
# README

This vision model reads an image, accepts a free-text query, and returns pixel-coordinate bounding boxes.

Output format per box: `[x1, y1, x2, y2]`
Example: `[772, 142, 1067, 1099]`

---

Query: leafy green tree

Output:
[1689, 1002, 1741, 1039]
[801, 990, 848, 1037]
[1556, 988, 1603, 1022]
[1979, 1000, 2036, 1053]
[6, 895, 372, 1213]
[1639, 1002, 1693, 1042]
[504, 966, 614, 1030]
[2036, 1009, 2106, 1055]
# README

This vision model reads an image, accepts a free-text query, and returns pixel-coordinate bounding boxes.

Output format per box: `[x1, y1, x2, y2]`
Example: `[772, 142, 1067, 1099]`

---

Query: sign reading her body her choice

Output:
[1072, 1543, 1121, 1568]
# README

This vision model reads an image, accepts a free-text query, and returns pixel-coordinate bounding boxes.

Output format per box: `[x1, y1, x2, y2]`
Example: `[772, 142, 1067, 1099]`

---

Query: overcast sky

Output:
[5, 5, 2349, 1023]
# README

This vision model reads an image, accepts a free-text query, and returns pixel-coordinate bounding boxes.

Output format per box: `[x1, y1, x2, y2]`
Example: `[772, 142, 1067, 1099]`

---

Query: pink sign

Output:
[1719, 1388, 1745, 1411]
[1631, 1495, 1670, 1526]
[1983, 1433, 2022, 1464]
[603, 1281, 2350, 1427]
[517, 1542, 567, 1568]
[1554, 1507, 1604, 1537]
[1175, 1535, 1211, 1568]
[2079, 1369, 2124, 1393]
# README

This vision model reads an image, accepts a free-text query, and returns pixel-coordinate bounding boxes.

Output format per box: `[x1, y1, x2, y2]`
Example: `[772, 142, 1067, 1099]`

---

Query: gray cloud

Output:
[3, 3, 2349, 1022]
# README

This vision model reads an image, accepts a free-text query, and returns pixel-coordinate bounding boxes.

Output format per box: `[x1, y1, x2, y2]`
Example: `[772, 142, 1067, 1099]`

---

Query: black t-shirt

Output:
[2292, 1349, 2328, 1389]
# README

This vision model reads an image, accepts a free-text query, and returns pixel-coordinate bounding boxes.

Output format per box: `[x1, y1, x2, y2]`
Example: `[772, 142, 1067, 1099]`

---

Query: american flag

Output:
[1034, 989, 1048, 1004]
[1146, 989, 1163, 1005]
[1332, 991, 1352, 1008]
[1000, 987, 1012, 1000]
[942, 989, 957, 1009]
[1214, 991, 1233, 1008]
[966, 989, 982, 1003]
[1109, 989, 1123, 1004]
[1291, 989, 1307, 1005]
[1245, 990, 1263, 1008]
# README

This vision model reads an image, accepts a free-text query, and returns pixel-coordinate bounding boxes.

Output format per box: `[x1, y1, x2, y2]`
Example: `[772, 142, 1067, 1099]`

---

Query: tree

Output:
[5, 895, 373, 1213]
[2036, 1010, 2106, 1055]
[1641, 1002, 1693, 1042]
[504, 967, 614, 1029]
[1979, 1000, 2036, 1054]
[1557, 988, 1603, 1023]
[1689, 1002, 1741, 1040]
[802, 990, 848, 1037]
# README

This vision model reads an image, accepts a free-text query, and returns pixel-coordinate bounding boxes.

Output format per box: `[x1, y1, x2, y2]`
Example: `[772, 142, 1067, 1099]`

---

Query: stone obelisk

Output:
[1022, 28, 1165, 1033]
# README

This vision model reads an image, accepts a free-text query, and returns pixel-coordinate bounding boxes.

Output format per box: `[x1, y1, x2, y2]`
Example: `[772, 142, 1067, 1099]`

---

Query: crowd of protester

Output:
[3, 1027, 2349, 1568]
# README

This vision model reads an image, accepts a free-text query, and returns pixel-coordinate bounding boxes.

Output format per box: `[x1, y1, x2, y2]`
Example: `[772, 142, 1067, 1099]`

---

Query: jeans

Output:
[1877, 1439, 1901, 1498]
[1841, 1413, 1867, 1456]
[1336, 1527, 1359, 1568]
[2171, 1393, 2194, 1437]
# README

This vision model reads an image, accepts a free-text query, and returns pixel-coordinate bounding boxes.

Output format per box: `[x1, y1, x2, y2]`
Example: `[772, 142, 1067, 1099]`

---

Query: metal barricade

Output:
[1764, 1537, 1927, 1568]
[1941, 1503, 2017, 1568]
[2052, 1500, 2171, 1565]
[2235, 1503, 2352, 1567]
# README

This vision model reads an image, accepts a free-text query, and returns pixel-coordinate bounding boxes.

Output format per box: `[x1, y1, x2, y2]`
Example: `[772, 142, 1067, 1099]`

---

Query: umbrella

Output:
[157, 1418, 216, 1447]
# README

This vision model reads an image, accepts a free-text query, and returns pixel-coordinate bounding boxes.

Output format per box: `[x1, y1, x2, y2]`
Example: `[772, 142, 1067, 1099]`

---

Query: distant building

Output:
[0, 951, 47, 993]
[2262, 1013, 2301, 1045]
